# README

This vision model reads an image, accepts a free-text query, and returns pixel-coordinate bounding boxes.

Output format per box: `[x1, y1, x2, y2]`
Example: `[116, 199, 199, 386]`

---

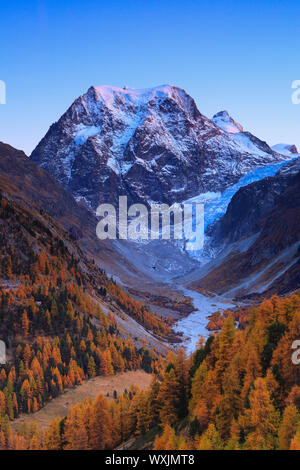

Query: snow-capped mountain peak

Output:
[271, 143, 299, 156]
[86, 84, 200, 123]
[93, 84, 187, 106]
[31, 85, 290, 210]
[212, 110, 244, 134]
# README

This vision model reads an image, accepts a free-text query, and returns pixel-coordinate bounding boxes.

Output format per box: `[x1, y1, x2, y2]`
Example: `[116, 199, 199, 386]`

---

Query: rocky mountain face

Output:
[191, 157, 300, 297]
[31, 85, 288, 210]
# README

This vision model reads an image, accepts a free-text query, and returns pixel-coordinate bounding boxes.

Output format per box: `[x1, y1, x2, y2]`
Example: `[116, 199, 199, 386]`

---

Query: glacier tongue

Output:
[185, 157, 297, 230]
[183, 156, 298, 260]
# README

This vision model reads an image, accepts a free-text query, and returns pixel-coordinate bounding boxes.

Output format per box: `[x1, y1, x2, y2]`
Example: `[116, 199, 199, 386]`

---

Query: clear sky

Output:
[1, 0, 300, 155]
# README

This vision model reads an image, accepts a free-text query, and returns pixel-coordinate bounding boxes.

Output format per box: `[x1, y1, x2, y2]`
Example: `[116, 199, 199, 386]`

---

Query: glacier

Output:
[74, 125, 101, 145]
[185, 156, 298, 232]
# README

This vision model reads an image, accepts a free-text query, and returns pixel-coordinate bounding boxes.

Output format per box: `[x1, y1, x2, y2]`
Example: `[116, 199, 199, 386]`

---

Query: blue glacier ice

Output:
[187, 157, 298, 231]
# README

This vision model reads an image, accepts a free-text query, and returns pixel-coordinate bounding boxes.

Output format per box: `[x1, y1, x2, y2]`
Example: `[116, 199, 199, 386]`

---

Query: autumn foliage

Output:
[1, 193, 300, 450]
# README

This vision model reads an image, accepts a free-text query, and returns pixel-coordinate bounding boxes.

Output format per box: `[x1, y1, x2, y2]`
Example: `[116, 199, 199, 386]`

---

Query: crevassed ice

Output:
[186, 157, 297, 230]
[183, 156, 298, 260]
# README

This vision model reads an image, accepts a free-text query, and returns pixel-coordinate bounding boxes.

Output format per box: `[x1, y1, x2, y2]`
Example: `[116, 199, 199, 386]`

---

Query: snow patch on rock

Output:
[212, 110, 243, 134]
[271, 143, 299, 156]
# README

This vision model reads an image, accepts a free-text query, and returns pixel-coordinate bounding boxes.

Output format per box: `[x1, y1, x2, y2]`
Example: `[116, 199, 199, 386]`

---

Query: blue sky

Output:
[1, 0, 300, 154]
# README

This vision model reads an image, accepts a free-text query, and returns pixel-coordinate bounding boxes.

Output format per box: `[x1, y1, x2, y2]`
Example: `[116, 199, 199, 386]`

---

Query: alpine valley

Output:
[0, 84, 299, 451]
[30, 84, 300, 320]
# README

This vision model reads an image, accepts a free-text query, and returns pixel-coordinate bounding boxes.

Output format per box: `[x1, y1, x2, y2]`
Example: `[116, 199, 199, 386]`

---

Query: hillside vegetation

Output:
[2, 292, 300, 450]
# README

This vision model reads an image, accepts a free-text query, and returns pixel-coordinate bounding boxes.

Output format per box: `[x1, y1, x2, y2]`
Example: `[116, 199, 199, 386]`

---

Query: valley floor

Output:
[173, 286, 237, 354]
[11, 370, 153, 431]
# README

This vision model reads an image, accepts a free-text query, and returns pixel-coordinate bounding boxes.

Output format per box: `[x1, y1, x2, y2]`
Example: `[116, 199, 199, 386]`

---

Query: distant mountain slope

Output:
[0, 142, 173, 344]
[271, 143, 298, 156]
[0, 142, 158, 287]
[31, 84, 288, 209]
[0, 141, 98, 247]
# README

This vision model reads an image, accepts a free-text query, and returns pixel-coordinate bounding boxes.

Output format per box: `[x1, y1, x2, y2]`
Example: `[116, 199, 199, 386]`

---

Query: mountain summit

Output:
[271, 143, 299, 156]
[212, 110, 244, 134]
[31, 84, 288, 210]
